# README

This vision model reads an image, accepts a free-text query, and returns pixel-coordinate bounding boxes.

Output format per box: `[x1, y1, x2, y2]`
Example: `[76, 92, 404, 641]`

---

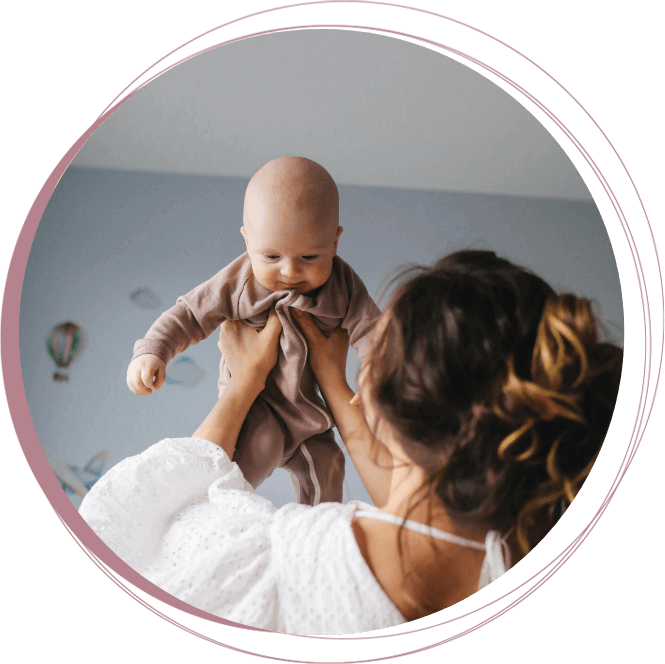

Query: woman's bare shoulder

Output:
[351, 513, 488, 622]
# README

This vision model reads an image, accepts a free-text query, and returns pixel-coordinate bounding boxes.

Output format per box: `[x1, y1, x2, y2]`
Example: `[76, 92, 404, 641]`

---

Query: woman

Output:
[80, 250, 622, 634]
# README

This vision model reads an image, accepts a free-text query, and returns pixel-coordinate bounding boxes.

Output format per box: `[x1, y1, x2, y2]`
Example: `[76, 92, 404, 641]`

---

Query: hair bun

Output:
[498, 293, 622, 554]
[496, 294, 597, 463]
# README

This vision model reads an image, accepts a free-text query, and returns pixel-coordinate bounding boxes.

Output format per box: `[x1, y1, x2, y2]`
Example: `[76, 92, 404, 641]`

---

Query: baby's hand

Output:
[127, 354, 167, 396]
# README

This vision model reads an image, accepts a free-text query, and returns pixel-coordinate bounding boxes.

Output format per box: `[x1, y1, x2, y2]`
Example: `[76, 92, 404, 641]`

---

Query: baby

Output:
[127, 157, 380, 505]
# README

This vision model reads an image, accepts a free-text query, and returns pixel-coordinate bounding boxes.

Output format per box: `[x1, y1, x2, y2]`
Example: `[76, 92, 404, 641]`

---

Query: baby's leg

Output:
[283, 429, 345, 505]
[232, 399, 286, 489]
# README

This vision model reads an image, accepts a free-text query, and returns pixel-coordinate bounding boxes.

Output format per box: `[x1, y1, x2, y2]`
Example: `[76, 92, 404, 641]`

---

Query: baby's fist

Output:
[127, 354, 166, 396]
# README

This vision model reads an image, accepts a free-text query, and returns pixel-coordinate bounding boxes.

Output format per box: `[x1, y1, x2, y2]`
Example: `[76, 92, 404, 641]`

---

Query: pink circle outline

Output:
[2, 1, 661, 660]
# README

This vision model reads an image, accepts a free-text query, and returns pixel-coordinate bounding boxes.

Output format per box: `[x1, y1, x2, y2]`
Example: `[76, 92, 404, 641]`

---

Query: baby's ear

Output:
[240, 226, 248, 244]
[334, 226, 343, 251]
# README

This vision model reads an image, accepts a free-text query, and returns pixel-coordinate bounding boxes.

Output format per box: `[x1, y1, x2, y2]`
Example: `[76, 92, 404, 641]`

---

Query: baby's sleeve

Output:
[132, 299, 211, 364]
[339, 264, 381, 362]
[132, 256, 250, 364]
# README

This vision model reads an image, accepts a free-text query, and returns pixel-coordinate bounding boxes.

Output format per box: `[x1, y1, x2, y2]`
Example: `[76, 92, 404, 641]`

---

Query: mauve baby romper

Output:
[132, 253, 380, 505]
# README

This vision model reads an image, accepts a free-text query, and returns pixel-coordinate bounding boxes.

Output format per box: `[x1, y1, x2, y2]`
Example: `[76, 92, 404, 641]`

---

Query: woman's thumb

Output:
[265, 308, 283, 335]
[292, 308, 315, 336]
[291, 309, 321, 343]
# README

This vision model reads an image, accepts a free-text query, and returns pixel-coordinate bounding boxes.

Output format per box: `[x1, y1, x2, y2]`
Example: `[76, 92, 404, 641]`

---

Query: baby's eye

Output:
[264, 255, 280, 261]
[301, 255, 319, 262]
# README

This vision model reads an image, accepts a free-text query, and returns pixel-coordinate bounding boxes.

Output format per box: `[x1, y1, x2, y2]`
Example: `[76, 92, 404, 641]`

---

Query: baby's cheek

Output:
[253, 266, 275, 291]
[315, 262, 333, 286]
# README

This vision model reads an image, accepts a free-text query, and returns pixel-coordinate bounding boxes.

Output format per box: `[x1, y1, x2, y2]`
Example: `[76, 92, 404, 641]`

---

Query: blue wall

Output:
[20, 167, 623, 508]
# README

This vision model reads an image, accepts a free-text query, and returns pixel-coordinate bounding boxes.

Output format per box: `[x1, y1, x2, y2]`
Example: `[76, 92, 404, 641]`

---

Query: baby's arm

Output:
[127, 298, 225, 396]
[127, 256, 251, 395]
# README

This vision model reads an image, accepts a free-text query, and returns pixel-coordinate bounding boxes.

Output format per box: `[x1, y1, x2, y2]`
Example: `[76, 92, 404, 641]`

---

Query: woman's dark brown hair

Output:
[365, 250, 623, 556]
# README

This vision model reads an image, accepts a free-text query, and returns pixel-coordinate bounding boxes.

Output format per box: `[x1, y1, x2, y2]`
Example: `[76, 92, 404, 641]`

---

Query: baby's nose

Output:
[280, 260, 299, 277]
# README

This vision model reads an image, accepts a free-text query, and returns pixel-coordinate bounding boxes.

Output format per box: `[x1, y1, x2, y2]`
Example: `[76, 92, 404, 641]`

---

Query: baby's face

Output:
[242, 212, 343, 294]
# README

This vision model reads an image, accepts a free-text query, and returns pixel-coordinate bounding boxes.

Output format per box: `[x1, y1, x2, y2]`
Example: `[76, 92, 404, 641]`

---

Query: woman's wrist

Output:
[315, 365, 349, 396]
[318, 374, 357, 419]
[192, 371, 264, 456]
[228, 370, 266, 399]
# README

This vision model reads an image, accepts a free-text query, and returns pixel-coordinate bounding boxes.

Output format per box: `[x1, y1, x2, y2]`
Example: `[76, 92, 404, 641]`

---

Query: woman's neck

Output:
[380, 457, 427, 518]
[379, 454, 488, 543]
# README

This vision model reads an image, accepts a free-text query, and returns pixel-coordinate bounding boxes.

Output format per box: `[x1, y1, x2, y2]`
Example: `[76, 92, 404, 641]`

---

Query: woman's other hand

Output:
[218, 309, 283, 388]
[292, 309, 349, 393]
[292, 308, 393, 506]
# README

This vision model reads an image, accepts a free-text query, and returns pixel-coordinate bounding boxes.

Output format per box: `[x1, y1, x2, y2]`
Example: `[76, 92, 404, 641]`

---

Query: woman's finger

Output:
[263, 308, 283, 339]
[219, 319, 230, 338]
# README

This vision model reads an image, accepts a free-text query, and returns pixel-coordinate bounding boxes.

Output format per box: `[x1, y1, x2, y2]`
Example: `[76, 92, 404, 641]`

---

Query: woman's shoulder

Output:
[269, 500, 405, 634]
[272, 499, 375, 525]
[270, 500, 379, 573]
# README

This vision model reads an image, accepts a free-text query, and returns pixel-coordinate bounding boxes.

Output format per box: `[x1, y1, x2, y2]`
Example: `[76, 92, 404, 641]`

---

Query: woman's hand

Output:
[293, 308, 393, 506]
[218, 309, 283, 389]
[292, 309, 349, 393]
[193, 310, 282, 454]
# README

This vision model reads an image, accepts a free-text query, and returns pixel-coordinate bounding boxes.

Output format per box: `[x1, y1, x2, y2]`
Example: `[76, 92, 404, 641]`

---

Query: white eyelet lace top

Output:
[79, 437, 509, 635]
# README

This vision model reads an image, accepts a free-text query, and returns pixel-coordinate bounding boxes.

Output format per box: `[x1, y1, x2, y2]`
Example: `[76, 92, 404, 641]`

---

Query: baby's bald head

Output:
[240, 157, 343, 294]
[243, 156, 339, 241]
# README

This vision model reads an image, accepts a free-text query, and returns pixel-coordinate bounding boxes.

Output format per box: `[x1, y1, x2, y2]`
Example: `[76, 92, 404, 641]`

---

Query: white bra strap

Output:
[354, 508, 511, 588]
[354, 509, 486, 551]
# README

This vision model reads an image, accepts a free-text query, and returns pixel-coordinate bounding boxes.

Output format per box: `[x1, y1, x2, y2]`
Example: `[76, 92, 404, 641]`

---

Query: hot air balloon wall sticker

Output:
[46, 322, 86, 382]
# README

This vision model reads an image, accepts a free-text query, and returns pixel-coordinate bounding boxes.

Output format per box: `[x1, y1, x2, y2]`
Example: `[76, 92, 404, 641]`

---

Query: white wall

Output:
[71, 29, 592, 201]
